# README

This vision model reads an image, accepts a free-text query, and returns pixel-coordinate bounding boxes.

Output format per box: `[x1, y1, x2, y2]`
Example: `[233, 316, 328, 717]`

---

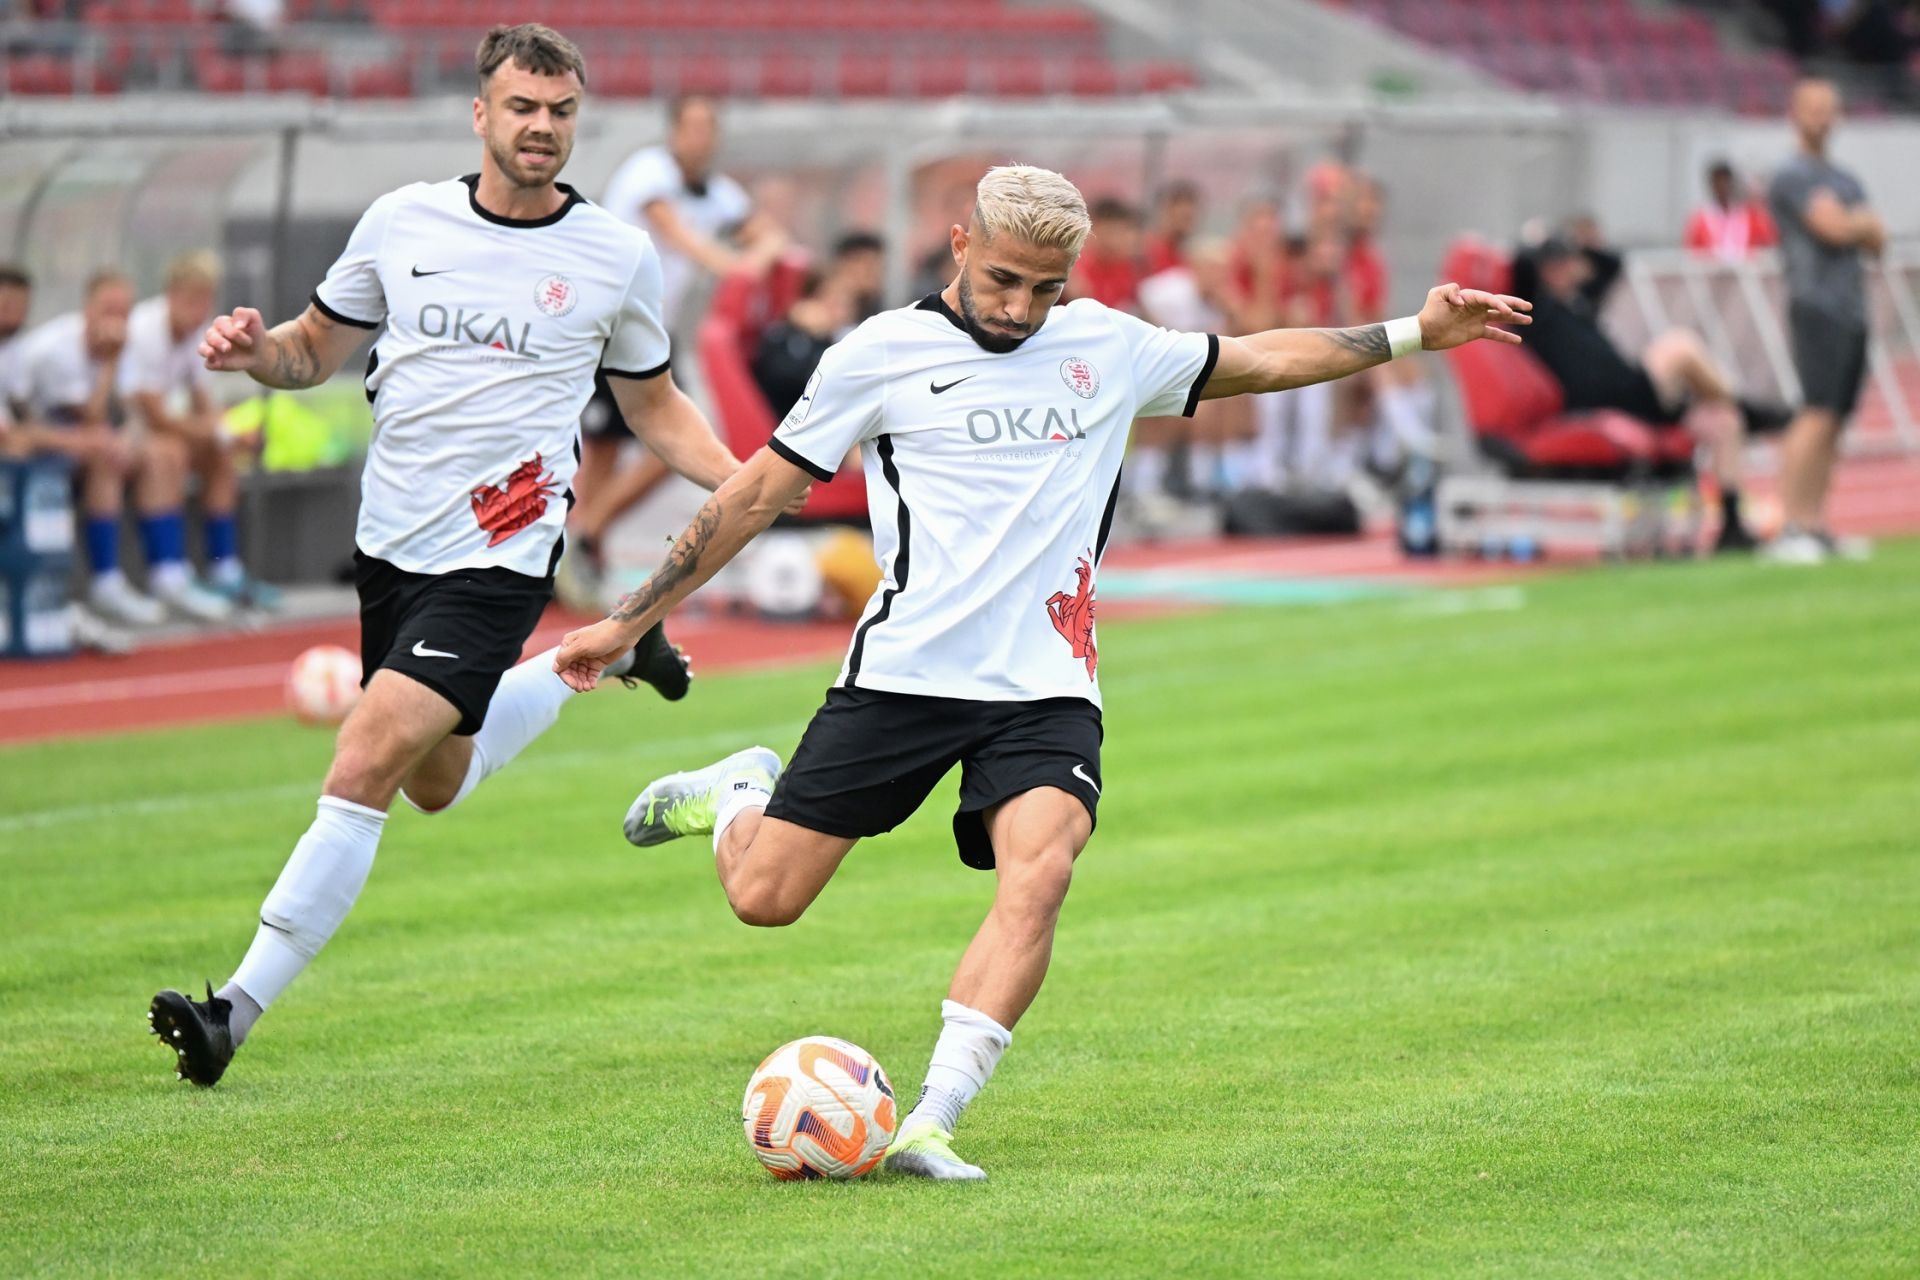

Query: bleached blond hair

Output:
[970, 165, 1091, 257]
[164, 249, 221, 291]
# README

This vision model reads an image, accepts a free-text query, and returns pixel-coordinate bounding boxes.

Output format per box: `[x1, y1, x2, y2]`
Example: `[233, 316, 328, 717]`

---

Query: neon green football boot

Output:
[623, 746, 780, 847]
[884, 1118, 988, 1181]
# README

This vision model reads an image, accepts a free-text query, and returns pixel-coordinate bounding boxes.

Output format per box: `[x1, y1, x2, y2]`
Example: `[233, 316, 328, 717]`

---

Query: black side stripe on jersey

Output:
[547, 434, 580, 578]
[1181, 334, 1221, 418]
[310, 292, 378, 331]
[603, 358, 671, 380]
[768, 435, 835, 484]
[1094, 468, 1123, 564]
[362, 346, 380, 404]
[843, 434, 909, 688]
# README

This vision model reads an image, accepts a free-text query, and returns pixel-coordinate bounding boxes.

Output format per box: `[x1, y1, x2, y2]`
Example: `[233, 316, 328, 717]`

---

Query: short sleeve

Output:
[603, 148, 680, 224]
[1107, 307, 1219, 418]
[767, 327, 884, 481]
[1769, 167, 1813, 225]
[116, 307, 169, 398]
[602, 238, 672, 379]
[311, 195, 392, 329]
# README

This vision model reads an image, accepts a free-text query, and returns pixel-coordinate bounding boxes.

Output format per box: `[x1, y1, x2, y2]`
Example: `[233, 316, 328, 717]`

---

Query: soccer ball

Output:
[741, 1035, 897, 1180]
[286, 644, 362, 726]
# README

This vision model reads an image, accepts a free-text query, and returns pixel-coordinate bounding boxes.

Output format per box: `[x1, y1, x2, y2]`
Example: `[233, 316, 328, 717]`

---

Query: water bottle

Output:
[1397, 454, 1439, 558]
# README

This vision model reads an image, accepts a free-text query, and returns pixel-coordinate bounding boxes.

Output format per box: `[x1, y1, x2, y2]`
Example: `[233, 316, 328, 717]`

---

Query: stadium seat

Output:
[696, 273, 868, 524]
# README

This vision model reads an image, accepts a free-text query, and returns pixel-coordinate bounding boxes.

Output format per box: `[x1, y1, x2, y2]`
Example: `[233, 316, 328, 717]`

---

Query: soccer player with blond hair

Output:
[555, 164, 1531, 1179]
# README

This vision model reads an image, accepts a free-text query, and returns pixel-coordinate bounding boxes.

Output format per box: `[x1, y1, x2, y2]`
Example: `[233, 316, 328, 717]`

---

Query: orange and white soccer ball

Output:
[742, 1035, 897, 1180]
[286, 644, 362, 726]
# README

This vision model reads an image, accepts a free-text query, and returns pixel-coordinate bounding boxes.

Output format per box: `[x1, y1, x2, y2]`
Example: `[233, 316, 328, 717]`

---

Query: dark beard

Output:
[489, 134, 566, 190]
[957, 273, 1030, 353]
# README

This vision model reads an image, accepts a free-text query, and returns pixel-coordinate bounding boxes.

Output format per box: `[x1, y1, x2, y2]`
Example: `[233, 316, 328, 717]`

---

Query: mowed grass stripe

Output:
[2, 544, 1916, 1278]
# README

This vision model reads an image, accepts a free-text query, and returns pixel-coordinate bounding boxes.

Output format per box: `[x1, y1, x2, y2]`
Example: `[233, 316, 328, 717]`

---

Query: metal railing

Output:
[1618, 245, 1920, 455]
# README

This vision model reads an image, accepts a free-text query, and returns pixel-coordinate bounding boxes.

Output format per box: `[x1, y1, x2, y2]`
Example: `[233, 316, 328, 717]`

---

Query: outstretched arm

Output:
[552, 445, 815, 690]
[200, 304, 368, 390]
[1200, 283, 1531, 400]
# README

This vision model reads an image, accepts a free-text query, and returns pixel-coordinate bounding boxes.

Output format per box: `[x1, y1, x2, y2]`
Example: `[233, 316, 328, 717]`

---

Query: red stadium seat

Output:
[697, 274, 868, 524]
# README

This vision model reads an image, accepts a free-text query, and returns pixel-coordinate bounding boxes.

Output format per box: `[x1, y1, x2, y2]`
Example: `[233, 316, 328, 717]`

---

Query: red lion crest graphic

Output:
[1045, 553, 1098, 679]
[470, 453, 559, 547]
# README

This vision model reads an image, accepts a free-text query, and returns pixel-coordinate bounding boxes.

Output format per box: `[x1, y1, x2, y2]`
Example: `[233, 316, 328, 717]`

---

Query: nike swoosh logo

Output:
[1072, 763, 1101, 795]
[411, 641, 460, 659]
[930, 376, 975, 395]
[411, 266, 453, 278]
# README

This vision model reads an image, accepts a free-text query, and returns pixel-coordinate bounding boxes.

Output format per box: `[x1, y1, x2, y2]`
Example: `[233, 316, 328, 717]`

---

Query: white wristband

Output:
[1384, 315, 1424, 360]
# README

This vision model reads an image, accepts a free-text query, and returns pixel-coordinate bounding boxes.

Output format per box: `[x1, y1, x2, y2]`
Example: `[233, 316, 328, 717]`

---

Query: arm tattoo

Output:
[610, 493, 722, 623]
[1320, 324, 1390, 360]
[262, 325, 322, 389]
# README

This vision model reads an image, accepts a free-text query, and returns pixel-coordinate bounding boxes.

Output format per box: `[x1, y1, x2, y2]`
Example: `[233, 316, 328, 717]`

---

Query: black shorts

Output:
[353, 551, 552, 736]
[1790, 304, 1870, 420]
[580, 370, 629, 444]
[763, 687, 1104, 870]
[1563, 364, 1685, 427]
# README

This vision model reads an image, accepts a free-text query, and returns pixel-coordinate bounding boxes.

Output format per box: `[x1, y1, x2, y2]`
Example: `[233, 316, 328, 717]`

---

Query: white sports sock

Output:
[91, 567, 129, 592]
[713, 784, 771, 855]
[406, 647, 575, 813]
[1188, 443, 1222, 496]
[1376, 381, 1438, 457]
[903, 999, 1014, 1135]
[209, 557, 245, 588]
[229, 795, 387, 1016]
[1122, 445, 1169, 497]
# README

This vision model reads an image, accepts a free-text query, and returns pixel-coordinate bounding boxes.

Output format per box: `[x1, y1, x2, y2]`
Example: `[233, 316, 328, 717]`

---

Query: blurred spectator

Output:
[0, 265, 29, 393]
[567, 95, 788, 609]
[751, 270, 853, 421]
[1685, 160, 1780, 260]
[1343, 175, 1391, 323]
[1068, 197, 1144, 312]
[825, 230, 886, 322]
[121, 251, 276, 609]
[1143, 180, 1201, 276]
[1515, 232, 1761, 552]
[1228, 195, 1286, 332]
[6, 270, 231, 624]
[600, 95, 786, 331]
[1767, 77, 1882, 563]
[1137, 237, 1258, 507]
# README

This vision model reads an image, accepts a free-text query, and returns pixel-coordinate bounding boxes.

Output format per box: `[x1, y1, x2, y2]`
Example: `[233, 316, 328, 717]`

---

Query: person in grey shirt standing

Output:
[1766, 78, 1884, 564]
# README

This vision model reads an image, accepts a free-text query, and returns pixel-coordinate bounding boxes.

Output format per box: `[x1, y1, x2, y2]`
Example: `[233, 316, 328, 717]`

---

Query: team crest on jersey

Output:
[1045, 552, 1098, 679]
[1059, 357, 1099, 399]
[533, 274, 577, 318]
[470, 453, 559, 547]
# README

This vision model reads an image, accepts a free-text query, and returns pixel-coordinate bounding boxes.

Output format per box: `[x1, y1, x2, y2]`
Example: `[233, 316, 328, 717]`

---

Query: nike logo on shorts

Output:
[411, 266, 453, 278]
[411, 640, 459, 659]
[930, 376, 975, 395]
[1072, 763, 1101, 795]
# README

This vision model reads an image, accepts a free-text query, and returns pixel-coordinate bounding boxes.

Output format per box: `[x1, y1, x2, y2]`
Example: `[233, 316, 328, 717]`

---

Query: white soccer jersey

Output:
[314, 175, 672, 579]
[119, 295, 213, 408]
[600, 145, 751, 325]
[772, 294, 1217, 707]
[6, 312, 103, 422]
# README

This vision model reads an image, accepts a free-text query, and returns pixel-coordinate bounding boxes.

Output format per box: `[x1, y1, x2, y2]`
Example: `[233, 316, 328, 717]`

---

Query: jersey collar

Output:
[460, 174, 585, 229]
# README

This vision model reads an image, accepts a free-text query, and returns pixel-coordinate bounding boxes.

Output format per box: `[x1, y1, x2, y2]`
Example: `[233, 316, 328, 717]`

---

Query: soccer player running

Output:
[148, 24, 754, 1087]
[554, 166, 1530, 1179]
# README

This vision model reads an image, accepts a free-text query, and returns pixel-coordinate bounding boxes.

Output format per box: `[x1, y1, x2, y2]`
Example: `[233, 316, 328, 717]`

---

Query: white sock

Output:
[713, 784, 771, 855]
[1123, 445, 1169, 497]
[91, 567, 129, 593]
[1377, 381, 1438, 457]
[210, 557, 245, 588]
[228, 796, 387, 1025]
[1188, 443, 1221, 495]
[903, 999, 1013, 1135]
[149, 561, 190, 592]
[404, 647, 575, 813]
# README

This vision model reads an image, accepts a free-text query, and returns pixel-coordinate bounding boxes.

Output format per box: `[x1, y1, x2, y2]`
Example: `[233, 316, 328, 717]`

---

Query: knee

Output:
[997, 846, 1077, 926]
[322, 733, 413, 808]
[726, 878, 807, 928]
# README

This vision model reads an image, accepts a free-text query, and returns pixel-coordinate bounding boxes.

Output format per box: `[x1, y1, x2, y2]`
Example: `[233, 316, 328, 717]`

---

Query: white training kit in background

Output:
[4, 311, 109, 420]
[599, 145, 752, 326]
[770, 294, 1217, 708]
[313, 174, 672, 579]
[119, 296, 215, 408]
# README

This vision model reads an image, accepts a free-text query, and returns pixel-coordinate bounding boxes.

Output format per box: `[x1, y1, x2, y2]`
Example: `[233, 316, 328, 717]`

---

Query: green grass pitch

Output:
[3, 545, 1917, 1278]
